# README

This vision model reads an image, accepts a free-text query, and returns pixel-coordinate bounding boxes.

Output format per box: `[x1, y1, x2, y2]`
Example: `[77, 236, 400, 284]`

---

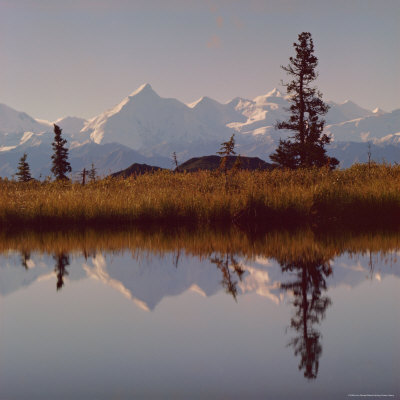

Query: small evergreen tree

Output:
[80, 168, 87, 185]
[217, 134, 236, 174]
[270, 32, 339, 169]
[16, 153, 32, 182]
[51, 124, 71, 180]
[88, 163, 97, 182]
[172, 152, 179, 170]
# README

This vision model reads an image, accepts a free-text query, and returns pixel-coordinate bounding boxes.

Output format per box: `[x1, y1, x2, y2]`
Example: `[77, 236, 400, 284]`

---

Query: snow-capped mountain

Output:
[0, 84, 399, 177]
[0, 103, 51, 151]
[325, 100, 374, 125]
[54, 116, 89, 145]
[0, 103, 51, 136]
[81, 83, 235, 154]
[325, 109, 400, 142]
[79, 84, 400, 165]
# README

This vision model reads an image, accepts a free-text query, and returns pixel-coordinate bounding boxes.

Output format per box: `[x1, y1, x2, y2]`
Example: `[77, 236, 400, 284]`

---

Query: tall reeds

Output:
[1, 163, 399, 230]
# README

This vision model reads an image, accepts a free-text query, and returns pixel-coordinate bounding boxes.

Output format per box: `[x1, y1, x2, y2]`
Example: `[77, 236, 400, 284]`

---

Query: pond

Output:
[0, 228, 399, 399]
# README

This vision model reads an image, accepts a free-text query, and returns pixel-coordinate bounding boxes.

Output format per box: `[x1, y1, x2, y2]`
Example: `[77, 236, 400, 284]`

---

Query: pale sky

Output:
[1, 0, 399, 121]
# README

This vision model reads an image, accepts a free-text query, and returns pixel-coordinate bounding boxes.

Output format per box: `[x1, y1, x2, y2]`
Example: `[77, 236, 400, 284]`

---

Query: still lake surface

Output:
[0, 229, 399, 399]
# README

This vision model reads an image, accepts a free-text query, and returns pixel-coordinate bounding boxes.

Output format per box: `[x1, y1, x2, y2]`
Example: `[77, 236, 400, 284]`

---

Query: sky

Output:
[0, 0, 399, 121]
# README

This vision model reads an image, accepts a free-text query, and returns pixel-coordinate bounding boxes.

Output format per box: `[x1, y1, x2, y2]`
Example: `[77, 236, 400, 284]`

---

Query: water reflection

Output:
[20, 251, 31, 270]
[3, 228, 400, 384]
[54, 253, 70, 291]
[210, 254, 245, 300]
[279, 256, 332, 379]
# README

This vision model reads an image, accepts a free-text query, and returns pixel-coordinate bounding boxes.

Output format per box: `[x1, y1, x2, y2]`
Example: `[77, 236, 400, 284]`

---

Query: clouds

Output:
[206, 13, 223, 49]
[205, 3, 244, 49]
[207, 35, 222, 49]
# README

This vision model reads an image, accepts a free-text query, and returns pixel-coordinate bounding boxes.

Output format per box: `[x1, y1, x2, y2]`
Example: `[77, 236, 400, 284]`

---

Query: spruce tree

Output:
[88, 163, 97, 182]
[270, 32, 339, 169]
[217, 134, 236, 174]
[172, 152, 179, 170]
[16, 153, 32, 182]
[51, 124, 71, 180]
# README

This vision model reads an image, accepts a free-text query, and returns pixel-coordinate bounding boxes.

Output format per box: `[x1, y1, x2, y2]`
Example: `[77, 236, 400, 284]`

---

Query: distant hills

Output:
[111, 163, 164, 178]
[110, 155, 273, 177]
[176, 155, 273, 172]
[1, 84, 399, 178]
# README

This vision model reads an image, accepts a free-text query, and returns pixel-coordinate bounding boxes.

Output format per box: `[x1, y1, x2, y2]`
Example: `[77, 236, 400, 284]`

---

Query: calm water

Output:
[0, 230, 399, 399]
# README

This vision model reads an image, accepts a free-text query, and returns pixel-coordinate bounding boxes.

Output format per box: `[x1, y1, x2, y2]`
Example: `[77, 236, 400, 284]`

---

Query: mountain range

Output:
[1, 83, 399, 178]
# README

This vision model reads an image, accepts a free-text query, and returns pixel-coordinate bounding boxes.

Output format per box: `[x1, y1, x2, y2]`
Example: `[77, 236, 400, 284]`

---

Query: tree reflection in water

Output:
[54, 253, 70, 291]
[210, 254, 245, 301]
[279, 255, 332, 380]
[20, 251, 31, 270]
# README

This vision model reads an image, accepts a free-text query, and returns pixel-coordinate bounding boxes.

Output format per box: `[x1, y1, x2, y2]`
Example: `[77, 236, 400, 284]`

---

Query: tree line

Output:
[15, 124, 96, 183]
[16, 31, 338, 182]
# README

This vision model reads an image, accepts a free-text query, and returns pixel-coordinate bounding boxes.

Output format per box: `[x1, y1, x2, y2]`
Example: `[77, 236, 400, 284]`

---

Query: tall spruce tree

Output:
[270, 32, 339, 169]
[16, 153, 32, 182]
[51, 124, 71, 180]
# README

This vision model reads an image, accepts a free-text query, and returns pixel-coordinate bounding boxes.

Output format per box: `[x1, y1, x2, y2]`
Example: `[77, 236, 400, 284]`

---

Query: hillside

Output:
[176, 155, 273, 172]
[111, 162, 164, 178]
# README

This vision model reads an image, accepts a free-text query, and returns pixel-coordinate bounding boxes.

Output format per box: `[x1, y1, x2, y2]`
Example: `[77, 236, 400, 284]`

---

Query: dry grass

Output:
[1, 163, 400, 229]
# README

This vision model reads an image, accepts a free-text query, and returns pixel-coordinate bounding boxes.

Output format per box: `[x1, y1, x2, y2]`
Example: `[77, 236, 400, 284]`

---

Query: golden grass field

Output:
[1, 163, 400, 230]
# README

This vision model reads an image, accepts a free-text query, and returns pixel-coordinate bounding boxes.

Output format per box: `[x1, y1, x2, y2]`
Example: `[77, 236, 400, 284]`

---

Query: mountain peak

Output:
[342, 100, 356, 106]
[265, 88, 283, 97]
[188, 96, 218, 108]
[373, 107, 387, 116]
[129, 83, 155, 97]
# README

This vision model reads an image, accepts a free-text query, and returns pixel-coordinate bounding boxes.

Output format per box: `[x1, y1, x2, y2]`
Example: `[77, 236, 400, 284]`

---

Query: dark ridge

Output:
[111, 163, 165, 178]
[176, 155, 274, 172]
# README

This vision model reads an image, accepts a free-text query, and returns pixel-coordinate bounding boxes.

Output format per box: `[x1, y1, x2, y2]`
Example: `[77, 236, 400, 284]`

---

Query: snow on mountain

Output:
[325, 108, 400, 142]
[0, 105, 89, 154]
[0, 84, 399, 173]
[0, 103, 50, 135]
[80, 85, 295, 160]
[377, 132, 400, 145]
[372, 107, 387, 116]
[228, 88, 288, 135]
[229, 92, 381, 138]
[325, 100, 374, 125]
[54, 116, 86, 133]
[53, 116, 89, 144]
[189, 95, 246, 126]
[82, 83, 232, 152]
[0, 104, 51, 150]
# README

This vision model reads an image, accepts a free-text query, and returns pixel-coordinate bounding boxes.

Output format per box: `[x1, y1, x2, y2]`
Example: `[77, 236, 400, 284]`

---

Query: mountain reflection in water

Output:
[1, 227, 399, 387]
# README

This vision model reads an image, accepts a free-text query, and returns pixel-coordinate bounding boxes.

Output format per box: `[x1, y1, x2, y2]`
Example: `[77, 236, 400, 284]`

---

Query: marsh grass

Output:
[1, 163, 400, 230]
